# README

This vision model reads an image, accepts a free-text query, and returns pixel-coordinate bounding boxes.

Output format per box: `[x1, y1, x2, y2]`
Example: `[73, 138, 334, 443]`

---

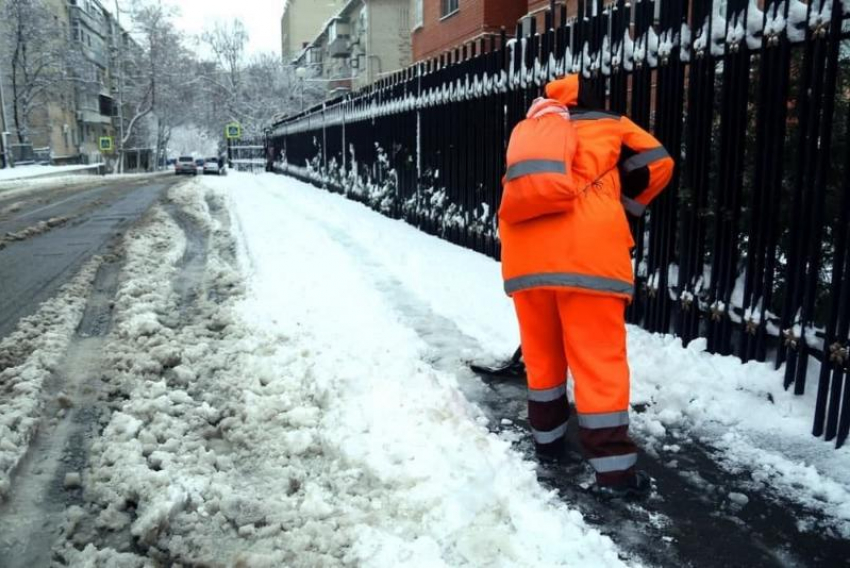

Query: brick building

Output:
[292, 0, 412, 97]
[410, 0, 526, 62]
[410, 1, 577, 63]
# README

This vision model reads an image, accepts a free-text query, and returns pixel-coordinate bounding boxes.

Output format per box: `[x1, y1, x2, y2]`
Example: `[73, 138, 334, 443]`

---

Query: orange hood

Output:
[545, 75, 580, 107]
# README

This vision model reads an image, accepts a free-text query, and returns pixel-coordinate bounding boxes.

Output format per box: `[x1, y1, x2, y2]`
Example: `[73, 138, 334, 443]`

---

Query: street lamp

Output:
[0, 65, 11, 168]
[295, 66, 308, 111]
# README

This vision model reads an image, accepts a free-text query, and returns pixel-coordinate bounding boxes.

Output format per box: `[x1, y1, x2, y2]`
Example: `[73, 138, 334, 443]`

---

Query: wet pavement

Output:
[0, 176, 179, 340]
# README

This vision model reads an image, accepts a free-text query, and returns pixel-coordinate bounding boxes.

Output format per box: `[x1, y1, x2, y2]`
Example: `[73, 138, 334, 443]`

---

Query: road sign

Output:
[99, 136, 113, 152]
[225, 123, 241, 140]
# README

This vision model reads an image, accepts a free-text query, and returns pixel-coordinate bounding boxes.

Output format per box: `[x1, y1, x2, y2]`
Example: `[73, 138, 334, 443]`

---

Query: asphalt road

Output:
[0, 175, 180, 340]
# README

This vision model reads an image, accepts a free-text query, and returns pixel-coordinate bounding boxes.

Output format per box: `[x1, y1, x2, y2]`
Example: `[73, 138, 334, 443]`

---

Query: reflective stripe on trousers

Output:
[531, 422, 568, 445]
[588, 452, 638, 473]
[528, 382, 569, 445]
[577, 410, 629, 429]
[528, 383, 567, 402]
[505, 272, 634, 297]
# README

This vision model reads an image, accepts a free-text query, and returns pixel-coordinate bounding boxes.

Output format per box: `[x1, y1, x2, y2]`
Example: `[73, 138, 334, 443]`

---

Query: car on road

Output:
[175, 156, 197, 175]
[203, 157, 226, 176]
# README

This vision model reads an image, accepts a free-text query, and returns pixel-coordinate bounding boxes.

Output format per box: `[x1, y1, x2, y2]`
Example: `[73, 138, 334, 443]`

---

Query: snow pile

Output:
[0, 216, 69, 250]
[0, 257, 101, 497]
[55, 170, 850, 562]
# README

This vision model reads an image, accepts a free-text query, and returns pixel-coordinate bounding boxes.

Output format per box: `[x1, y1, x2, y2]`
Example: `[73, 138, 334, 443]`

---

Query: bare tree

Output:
[198, 20, 326, 140]
[201, 20, 248, 122]
[109, 0, 189, 171]
[241, 53, 325, 136]
[152, 44, 196, 167]
[0, 0, 71, 144]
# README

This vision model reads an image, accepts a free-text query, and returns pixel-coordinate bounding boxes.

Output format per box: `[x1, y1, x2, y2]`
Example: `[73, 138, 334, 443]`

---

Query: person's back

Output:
[500, 75, 672, 300]
[498, 74, 674, 499]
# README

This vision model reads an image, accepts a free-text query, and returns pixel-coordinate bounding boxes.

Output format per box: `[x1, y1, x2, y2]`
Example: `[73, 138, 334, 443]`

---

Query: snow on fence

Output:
[267, 0, 850, 447]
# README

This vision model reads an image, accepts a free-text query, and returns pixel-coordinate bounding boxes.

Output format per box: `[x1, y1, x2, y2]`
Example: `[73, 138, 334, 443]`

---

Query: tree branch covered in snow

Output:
[0, 0, 79, 144]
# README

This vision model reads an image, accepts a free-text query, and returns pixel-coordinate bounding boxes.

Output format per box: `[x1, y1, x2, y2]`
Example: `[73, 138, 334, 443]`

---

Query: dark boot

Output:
[588, 471, 651, 500]
[535, 436, 568, 460]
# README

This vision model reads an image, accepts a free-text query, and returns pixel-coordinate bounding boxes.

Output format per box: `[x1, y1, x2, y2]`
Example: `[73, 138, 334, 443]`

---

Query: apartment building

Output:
[409, 0, 527, 62]
[0, 0, 137, 165]
[281, 0, 348, 62]
[0, 0, 79, 163]
[69, 0, 119, 162]
[408, 1, 584, 63]
[292, 0, 412, 96]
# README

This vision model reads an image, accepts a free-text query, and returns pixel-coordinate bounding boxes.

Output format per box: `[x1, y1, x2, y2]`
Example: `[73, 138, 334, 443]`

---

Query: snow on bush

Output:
[278, 145, 497, 243]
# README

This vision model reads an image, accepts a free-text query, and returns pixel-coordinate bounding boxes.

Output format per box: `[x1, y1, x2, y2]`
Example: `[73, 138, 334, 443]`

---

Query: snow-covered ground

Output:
[0, 171, 166, 203]
[5, 171, 847, 564]
[219, 173, 850, 538]
[0, 164, 104, 182]
[58, 178, 629, 565]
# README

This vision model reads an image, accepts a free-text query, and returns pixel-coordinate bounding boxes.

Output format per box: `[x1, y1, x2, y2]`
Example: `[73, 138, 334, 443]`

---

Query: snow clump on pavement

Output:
[0, 257, 101, 498]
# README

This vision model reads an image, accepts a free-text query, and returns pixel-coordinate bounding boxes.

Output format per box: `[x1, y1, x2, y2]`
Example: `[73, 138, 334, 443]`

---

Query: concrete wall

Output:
[361, 0, 411, 88]
[281, 0, 347, 61]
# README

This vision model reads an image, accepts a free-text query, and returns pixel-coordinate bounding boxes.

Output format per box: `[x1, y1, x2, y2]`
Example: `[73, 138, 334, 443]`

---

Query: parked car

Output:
[195, 158, 205, 167]
[203, 157, 226, 176]
[175, 156, 197, 175]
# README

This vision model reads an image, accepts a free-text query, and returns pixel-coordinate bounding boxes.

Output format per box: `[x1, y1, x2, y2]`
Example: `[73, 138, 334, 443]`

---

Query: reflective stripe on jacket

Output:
[498, 74, 674, 300]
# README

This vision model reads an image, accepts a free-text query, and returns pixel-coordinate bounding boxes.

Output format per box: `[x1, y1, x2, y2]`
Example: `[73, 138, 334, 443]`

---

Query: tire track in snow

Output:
[52, 187, 276, 566]
[0, 254, 123, 568]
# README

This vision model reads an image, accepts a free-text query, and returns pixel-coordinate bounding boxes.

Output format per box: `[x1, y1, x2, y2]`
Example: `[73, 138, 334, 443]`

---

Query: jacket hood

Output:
[545, 74, 580, 107]
[526, 97, 570, 120]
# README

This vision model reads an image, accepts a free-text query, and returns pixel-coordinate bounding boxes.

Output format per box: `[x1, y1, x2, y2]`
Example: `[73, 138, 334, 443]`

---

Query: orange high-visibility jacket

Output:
[499, 75, 674, 300]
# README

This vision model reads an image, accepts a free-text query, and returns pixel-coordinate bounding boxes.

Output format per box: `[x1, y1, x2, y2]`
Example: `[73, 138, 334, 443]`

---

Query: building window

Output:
[440, 0, 458, 19]
[413, 0, 423, 29]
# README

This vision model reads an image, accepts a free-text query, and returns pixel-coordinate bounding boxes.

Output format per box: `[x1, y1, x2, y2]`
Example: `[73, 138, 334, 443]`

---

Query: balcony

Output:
[328, 19, 350, 59]
[77, 110, 111, 125]
[83, 46, 108, 67]
[69, 4, 106, 36]
[329, 37, 350, 58]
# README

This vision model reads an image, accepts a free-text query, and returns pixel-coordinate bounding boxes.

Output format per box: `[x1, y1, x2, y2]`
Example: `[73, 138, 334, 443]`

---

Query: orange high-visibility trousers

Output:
[513, 289, 637, 485]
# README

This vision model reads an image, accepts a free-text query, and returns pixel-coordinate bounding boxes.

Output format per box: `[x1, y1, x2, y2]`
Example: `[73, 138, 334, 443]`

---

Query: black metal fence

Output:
[267, 0, 850, 447]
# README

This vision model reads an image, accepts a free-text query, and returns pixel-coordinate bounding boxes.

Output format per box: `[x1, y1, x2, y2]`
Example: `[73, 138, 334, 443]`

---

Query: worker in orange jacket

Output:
[498, 74, 674, 499]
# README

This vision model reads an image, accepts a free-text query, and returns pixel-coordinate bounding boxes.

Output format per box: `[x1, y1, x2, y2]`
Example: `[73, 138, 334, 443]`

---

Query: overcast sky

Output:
[169, 0, 282, 57]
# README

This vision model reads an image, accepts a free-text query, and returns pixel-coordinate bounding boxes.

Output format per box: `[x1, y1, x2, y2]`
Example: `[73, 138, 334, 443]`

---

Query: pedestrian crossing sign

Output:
[99, 136, 113, 152]
[225, 123, 241, 140]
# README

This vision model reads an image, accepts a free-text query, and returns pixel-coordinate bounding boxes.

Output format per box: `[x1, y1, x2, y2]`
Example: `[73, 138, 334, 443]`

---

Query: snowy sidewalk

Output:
[0, 163, 104, 182]
[23, 172, 847, 566]
[225, 172, 850, 534]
